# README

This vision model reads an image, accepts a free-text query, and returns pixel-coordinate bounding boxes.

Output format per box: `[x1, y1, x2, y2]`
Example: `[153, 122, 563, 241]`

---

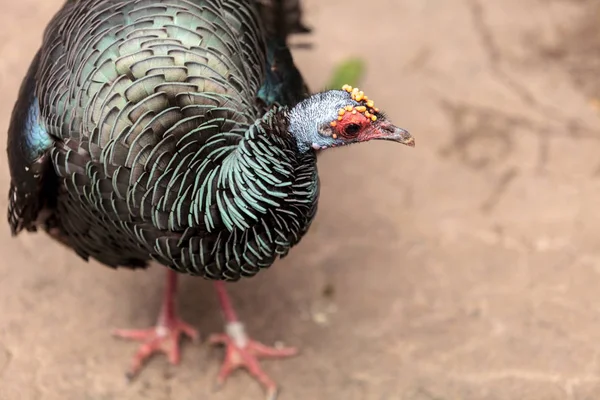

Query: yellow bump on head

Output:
[352, 110, 357, 114]
[338, 109, 346, 116]
[365, 111, 371, 118]
[371, 115, 377, 121]
[330, 121, 337, 127]
[341, 84, 378, 112]
[338, 116, 343, 121]
[355, 106, 367, 112]
[345, 105, 353, 111]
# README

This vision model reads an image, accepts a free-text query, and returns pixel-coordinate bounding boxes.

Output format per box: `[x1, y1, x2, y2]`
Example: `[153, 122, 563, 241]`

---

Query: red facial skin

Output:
[333, 112, 380, 142]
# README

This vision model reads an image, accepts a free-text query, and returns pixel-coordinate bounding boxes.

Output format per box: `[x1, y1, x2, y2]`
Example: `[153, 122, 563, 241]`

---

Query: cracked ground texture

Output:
[2, 0, 600, 399]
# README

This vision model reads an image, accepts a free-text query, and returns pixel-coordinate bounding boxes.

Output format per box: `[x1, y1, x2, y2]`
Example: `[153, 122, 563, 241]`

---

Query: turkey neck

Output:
[198, 107, 317, 233]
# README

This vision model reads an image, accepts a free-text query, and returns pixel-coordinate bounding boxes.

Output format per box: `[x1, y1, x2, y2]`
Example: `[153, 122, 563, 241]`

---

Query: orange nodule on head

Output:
[338, 84, 379, 122]
[329, 84, 380, 131]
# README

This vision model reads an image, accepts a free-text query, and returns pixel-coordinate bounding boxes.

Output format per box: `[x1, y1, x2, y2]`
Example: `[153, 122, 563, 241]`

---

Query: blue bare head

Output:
[288, 85, 414, 153]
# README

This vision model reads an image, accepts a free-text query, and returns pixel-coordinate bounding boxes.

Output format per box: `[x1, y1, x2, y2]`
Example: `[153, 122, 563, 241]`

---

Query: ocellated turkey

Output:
[6, 0, 414, 397]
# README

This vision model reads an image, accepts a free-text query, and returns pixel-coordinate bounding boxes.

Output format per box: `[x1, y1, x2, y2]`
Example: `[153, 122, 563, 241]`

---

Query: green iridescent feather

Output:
[7, 0, 318, 280]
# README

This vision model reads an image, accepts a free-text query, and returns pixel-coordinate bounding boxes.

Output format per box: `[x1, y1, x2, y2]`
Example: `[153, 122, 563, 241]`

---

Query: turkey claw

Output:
[209, 322, 297, 398]
[112, 318, 199, 379]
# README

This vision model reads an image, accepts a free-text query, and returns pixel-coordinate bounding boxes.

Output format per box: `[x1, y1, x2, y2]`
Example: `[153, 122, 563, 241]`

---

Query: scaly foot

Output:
[112, 317, 199, 379]
[209, 322, 297, 400]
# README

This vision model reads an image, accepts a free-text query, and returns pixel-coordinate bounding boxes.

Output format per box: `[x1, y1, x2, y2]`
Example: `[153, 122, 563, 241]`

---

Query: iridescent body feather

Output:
[8, 0, 316, 280]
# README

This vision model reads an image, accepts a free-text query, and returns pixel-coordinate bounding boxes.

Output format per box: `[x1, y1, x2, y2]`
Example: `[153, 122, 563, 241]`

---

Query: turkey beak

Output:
[374, 123, 415, 147]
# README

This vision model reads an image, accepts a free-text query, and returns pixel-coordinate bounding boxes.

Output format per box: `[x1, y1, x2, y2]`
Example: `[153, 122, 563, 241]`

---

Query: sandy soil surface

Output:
[2, 0, 600, 399]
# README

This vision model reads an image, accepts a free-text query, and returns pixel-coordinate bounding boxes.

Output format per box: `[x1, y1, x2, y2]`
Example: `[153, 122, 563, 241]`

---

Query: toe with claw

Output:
[112, 318, 199, 380]
[209, 322, 297, 399]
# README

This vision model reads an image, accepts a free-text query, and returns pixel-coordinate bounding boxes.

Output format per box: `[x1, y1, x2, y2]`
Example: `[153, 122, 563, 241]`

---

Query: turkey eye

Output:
[344, 123, 361, 136]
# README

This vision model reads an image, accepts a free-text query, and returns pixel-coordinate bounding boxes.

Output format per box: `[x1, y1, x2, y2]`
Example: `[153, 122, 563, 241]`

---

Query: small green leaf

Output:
[326, 58, 366, 90]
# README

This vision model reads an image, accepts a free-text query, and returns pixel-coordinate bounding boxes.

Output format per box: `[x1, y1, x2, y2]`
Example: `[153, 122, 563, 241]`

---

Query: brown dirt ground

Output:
[3, 0, 600, 399]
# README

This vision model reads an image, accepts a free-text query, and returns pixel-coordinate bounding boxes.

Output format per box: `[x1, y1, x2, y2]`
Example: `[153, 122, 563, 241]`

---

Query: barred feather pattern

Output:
[7, 0, 318, 280]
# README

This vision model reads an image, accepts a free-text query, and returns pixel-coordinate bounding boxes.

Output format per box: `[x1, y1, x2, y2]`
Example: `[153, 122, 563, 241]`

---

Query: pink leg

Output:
[112, 269, 199, 379]
[209, 281, 297, 399]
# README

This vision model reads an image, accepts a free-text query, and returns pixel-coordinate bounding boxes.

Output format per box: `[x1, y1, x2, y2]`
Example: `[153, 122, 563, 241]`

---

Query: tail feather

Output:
[256, 0, 311, 40]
